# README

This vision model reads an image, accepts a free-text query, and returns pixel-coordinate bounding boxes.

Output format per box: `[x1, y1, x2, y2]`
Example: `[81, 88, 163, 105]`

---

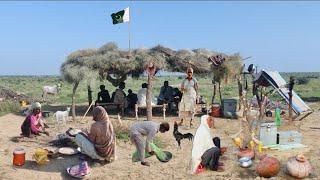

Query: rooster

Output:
[173, 121, 193, 148]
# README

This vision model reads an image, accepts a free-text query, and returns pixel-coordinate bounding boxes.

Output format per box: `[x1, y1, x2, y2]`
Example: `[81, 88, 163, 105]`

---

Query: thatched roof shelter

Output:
[60, 42, 243, 120]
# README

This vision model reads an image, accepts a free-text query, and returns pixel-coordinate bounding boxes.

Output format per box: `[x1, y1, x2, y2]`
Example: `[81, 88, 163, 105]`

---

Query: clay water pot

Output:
[286, 154, 312, 179]
[237, 149, 254, 159]
[211, 104, 221, 117]
[256, 156, 280, 178]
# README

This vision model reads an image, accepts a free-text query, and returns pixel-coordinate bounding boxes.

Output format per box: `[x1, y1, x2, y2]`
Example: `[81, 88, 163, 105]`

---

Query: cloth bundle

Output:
[67, 161, 91, 178]
[33, 148, 49, 165]
[208, 55, 225, 67]
[132, 143, 172, 163]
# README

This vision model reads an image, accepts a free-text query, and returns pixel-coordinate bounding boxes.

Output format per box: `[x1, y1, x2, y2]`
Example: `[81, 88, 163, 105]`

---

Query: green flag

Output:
[111, 7, 130, 25]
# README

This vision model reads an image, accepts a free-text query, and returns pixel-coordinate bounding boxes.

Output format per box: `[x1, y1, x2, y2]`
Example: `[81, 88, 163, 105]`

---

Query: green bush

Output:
[0, 100, 20, 116]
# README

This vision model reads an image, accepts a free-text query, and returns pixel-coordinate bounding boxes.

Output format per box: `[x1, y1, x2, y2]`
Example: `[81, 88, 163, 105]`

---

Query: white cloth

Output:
[190, 115, 215, 174]
[179, 78, 198, 119]
[75, 134, 104, 160]
[137, 88, 155, 106]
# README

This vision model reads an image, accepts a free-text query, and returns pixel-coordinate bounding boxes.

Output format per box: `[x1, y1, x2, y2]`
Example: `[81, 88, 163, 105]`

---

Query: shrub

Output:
[296, 77, 310, 85]
[0, 100, 20, 116]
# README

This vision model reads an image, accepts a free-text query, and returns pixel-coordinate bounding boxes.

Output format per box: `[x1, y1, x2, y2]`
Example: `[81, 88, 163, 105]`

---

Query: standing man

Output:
[130, 121, 170, 166]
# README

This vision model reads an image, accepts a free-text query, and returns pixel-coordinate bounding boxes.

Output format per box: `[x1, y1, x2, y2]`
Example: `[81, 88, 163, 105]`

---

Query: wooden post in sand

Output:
[146, 63, 156, 121]
[288, 76, 295, 123]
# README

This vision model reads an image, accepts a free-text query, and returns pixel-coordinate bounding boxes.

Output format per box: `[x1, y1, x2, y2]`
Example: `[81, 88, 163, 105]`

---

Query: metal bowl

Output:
[239, 156, 253, 168]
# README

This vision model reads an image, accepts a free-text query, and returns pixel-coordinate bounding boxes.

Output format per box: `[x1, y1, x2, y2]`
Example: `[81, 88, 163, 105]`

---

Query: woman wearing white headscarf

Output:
[179, 67, 199, 127]
[190, 115, 224, 174]
[21, 102, 48, 137]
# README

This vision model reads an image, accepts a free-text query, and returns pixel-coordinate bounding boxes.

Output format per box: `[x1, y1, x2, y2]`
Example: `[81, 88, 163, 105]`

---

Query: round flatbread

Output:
[59, 147, 78, 155]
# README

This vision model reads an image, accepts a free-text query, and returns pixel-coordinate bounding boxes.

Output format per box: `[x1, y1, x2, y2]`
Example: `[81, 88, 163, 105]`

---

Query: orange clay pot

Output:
[256, 156, 280, 178]
[237, 148, 254, 159]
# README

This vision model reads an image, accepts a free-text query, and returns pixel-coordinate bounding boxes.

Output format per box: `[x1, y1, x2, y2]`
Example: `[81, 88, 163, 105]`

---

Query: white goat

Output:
[54, 107, 70, 126]
[42, 84, 61, 98]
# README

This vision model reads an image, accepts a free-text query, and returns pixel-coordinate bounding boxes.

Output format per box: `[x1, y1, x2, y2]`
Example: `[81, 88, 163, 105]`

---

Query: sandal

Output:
[141, 161, 150, 166]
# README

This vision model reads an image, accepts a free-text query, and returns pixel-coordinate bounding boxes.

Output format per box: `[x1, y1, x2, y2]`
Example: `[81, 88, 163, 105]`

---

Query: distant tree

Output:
[60, 49, 98, 120]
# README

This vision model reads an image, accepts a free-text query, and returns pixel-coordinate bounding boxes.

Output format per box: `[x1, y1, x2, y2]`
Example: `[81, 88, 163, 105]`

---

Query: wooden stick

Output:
[82, 101, 94, 120]
[310, 127, 320, 129]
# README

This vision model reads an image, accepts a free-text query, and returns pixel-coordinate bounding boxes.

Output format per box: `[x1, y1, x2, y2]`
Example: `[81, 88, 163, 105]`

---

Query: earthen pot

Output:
[286, 154, 312, 179]
[256, 156, 280, 178]
[237, 149, 254, 159]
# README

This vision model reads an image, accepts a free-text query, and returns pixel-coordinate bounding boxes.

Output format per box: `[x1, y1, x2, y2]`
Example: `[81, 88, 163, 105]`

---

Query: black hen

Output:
[173, 122, 194, 148]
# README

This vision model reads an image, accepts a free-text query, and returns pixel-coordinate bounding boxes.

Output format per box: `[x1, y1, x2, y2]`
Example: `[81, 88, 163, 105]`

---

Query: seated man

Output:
[75, 106, 116, 162]
[157, 81, 174, 110]
[190, 115, 224, 174]
[21, 102, 49, 137]
[127, 89, 138, 110]
[172, 87, 183, 111]
[95, 85, 111, 106]
[137, 83, 155, 106]
[130, 121, 170, 166]
[112, 82, 128, 112]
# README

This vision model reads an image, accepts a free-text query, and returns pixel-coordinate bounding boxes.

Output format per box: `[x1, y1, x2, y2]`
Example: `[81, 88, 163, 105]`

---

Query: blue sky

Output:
[0, 1, 319, 75]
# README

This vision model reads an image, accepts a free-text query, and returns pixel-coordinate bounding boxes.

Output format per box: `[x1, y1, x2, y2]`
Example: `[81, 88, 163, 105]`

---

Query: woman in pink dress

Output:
[21, 102, 48, 137]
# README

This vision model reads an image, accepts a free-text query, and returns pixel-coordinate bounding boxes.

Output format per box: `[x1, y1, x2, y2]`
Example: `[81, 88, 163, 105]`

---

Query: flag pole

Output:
[128, 7, 131, 58]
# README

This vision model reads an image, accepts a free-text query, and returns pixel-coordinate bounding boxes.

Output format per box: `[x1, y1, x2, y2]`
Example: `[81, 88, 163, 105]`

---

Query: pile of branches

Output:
[0, 86, 40, 103]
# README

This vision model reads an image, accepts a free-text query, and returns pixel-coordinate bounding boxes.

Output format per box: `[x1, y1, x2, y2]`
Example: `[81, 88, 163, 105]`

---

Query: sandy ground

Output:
[0, 104, 319, 180]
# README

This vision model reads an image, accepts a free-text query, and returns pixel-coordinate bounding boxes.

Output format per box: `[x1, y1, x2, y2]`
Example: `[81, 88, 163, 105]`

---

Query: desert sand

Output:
[0, 104, 319, 180]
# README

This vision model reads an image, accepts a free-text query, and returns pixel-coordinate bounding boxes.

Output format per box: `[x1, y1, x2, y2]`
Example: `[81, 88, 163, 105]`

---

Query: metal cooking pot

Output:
[239, 156, 253, 168]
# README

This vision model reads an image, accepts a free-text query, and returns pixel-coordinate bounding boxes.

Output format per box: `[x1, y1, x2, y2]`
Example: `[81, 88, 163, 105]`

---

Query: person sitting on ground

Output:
[137, 83, 156, 106]
[127, 89, 138, 110]
[190, 115, 224, 174]
[157, 81, 174, 110]
[75, 106, 116, 163]
[200, 137, 225, 172]
[130, 121, 170, 166]
[21, 102, 49, 137]
[112, 82, 128, 112]
[95, 85, 111, 106]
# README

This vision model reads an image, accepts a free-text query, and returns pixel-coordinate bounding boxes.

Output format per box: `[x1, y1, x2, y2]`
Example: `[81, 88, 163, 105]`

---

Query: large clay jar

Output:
[286, 154, 312, 179]
[238, 149, 255, 159]
[256, 156, 280, 178]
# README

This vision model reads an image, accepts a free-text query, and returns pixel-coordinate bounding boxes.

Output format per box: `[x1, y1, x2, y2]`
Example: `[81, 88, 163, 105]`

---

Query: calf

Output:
[42, 84, 61, 98]
[54, 107, 70, 126]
